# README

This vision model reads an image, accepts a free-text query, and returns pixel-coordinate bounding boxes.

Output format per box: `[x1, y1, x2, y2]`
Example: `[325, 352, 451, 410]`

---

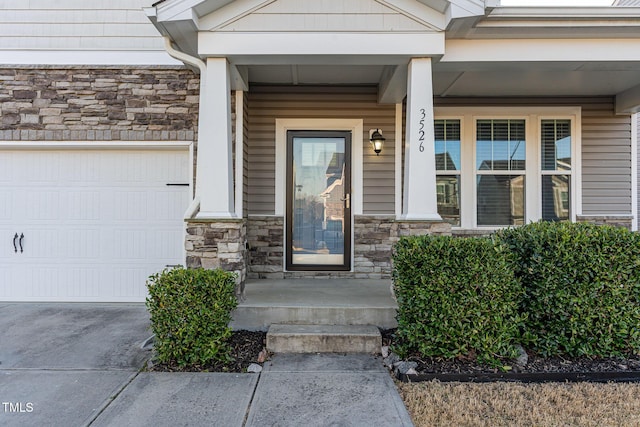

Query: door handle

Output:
[19, 233, 24, 253]
[340, 193, 350, 209]
[13, 233, 18, 253]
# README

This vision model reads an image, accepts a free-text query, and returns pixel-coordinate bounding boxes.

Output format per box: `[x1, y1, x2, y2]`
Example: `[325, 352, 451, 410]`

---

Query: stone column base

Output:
[185, 219, 247, 296]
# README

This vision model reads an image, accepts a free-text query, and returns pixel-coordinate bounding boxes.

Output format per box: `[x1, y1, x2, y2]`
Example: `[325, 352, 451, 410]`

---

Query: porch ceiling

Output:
[246, 61, 640, 100]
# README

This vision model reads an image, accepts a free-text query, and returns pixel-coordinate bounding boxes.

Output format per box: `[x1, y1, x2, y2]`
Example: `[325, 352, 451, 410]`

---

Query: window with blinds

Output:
[434, 119, 461, 226]
[541, 120, 571, 221]
[476, 119, 526, 226]
[432, 109, 576, 229]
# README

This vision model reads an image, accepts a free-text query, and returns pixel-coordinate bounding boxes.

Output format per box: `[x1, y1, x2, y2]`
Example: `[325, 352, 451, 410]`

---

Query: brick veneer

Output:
[0, 67, 199, 141]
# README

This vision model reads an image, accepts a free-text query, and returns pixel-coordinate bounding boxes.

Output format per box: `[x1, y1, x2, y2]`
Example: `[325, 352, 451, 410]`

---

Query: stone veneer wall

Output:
[247, 216, 285, 279]
[0, 67, 199, 140]
[246, 215, 451, 280]
[576, 215, 633, 230]
[185, 220, 248, 296]
[353, 216, 451, 279]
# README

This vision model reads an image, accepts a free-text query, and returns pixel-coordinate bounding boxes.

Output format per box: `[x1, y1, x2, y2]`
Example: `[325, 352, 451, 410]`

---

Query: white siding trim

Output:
[0, 50, 181, 66]
[395, 103, 403, 217]
[0, 141, 191, 150]
[235, 90, 245, 218]
[632, 113, 638, 231]
[198, 32, 445, 61]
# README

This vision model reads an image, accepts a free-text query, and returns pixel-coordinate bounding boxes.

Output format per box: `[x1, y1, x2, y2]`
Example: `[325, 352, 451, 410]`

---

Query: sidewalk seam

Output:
[242, 372, 261, 427]
[82, 369, 141, 427]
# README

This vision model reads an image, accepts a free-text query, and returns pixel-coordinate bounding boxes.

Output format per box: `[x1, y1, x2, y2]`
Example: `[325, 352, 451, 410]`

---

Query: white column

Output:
[196, 58, 235, 218]
[402, 58, 441, 220]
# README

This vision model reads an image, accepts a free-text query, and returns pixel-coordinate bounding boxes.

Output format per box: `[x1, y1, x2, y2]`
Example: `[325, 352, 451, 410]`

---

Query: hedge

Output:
[146, 267, 238, 367]
[496, 221, 640, 357]
[392, 235, 523, 365]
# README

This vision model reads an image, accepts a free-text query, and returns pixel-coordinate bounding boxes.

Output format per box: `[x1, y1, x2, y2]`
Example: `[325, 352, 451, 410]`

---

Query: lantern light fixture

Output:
[369, 129, 385, 156]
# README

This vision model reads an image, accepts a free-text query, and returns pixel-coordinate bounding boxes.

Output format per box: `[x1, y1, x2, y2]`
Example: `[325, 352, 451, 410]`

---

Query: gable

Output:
[202, 0, 446, 32]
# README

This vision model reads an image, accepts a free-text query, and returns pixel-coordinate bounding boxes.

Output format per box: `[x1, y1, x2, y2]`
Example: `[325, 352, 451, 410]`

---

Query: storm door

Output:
[286, 131, 351, 271]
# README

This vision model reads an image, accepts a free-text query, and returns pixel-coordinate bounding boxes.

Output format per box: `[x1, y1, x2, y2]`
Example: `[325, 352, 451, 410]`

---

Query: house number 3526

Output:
[418, 108, 425, 152]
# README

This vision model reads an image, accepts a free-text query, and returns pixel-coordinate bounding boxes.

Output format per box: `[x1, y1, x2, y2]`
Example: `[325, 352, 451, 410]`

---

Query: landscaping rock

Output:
[515, 345, 529, 367]
[381, 346, 390, 358]
[247, 363, 262, 373]
[383, 353, 400, 368]
[395, 361, 418, 375]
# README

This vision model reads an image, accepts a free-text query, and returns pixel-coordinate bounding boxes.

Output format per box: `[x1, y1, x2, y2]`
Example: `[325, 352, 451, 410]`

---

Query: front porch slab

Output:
[230, 279, 398, 331]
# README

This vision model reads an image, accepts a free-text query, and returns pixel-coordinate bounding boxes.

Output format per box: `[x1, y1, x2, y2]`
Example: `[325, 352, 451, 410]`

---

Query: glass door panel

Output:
[286, 131, 351, 271]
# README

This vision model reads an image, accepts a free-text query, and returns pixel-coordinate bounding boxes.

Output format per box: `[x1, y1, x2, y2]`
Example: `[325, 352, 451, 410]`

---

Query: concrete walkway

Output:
[0, 303, 413, 427]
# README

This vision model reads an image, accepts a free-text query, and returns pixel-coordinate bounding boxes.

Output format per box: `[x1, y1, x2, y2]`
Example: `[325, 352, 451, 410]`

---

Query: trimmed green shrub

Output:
[496, 221, 640, 357]
[392, 235, 523, 365]
[146, 267, 238, 367]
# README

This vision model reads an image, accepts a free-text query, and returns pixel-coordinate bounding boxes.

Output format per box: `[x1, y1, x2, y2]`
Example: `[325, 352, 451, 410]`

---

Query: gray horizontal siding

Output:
[247, 86, 396, 215]
[581, 98, 632, 215]
[435, 96, 632, 216]
[0, 0, 163, 51]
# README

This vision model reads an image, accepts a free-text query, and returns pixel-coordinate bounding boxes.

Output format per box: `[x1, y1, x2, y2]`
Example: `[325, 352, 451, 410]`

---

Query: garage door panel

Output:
[63, 191, 102, 221]
[0, 149, 189, 302]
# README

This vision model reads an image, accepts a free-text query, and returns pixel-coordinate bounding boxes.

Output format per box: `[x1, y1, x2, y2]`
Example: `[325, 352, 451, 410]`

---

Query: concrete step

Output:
[266, 324, 382, 354]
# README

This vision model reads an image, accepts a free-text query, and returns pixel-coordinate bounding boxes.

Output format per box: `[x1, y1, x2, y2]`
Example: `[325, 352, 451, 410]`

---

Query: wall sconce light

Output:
[369, 129, 385, 156]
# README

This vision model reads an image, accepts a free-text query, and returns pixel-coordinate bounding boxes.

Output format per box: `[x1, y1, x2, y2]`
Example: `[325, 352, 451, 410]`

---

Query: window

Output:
[541, 120, 571, 221]
[434, 108, 578, 228]
[434, 120, 461, 226]
[476, 120, 526, 226]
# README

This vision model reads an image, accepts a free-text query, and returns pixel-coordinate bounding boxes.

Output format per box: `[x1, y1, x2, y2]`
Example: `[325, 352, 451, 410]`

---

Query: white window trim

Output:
[632, 113, 638, 232]
[435, 106, 582, 229]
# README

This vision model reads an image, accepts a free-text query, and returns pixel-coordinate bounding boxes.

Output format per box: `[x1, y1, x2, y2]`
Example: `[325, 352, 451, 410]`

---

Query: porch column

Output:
[402, 58, 441, 220]
[196, 57, 235, 218]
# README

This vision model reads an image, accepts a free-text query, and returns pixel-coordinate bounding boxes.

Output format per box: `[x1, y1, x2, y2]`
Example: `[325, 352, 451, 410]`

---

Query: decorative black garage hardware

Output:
[165, 264, 182, 268]
[13, 233, 18, 253]
[165, 183, 189, 186]
[19, 233, 24, 253]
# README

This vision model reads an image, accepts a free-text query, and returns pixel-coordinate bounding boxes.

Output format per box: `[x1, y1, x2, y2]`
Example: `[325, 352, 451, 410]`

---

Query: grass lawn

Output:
[398, 381, 640, 427]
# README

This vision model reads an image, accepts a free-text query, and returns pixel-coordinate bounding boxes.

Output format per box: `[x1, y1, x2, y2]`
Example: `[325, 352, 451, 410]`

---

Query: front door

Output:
[286, 131, 351, 271]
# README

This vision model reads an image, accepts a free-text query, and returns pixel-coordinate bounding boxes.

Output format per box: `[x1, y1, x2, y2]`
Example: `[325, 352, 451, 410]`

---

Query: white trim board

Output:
[0, 141, 192, 150]
[632, 113, 638, 231]
[0, 50, 182, 66]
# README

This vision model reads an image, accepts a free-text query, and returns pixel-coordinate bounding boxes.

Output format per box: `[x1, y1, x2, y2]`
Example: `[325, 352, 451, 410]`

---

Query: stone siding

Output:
[246, 215, 451, 279]
[247, 216, 285, 279]
[185, 219, 248, 295]
[353, 215, 451, 279]
[576, 215, 633, 230]
[0, 67, 199, 141]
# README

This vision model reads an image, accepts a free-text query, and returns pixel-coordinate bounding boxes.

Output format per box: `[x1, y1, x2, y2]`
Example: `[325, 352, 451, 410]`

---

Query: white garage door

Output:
[0, 149, 190, 302]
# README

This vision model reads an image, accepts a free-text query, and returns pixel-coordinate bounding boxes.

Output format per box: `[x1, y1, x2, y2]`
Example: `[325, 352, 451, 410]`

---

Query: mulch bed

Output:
[381, 329, 640, 383]
[150, 328, 640, 381]
[148, 331, 267, 373]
